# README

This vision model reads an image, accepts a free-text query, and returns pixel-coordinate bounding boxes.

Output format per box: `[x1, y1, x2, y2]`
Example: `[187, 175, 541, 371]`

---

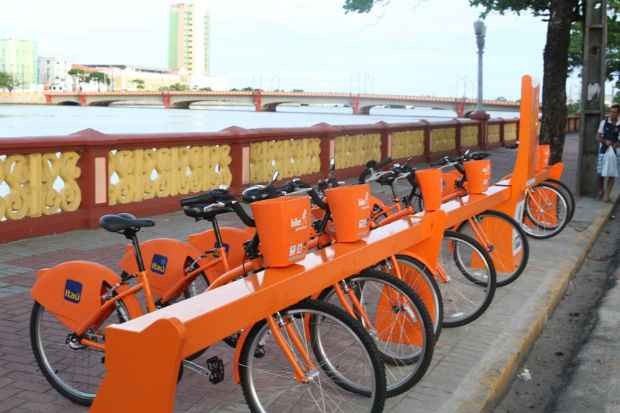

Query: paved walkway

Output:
[0, 134, 602, 413]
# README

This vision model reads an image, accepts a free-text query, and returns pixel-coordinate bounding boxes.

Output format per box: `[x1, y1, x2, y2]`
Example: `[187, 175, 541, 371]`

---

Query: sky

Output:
[0, 0, 578, 100]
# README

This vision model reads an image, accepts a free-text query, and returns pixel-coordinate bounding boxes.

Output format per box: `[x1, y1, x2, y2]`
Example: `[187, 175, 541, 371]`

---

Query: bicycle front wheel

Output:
[456, 210, 530, 287]
[239, 300, 386, 413]
[440, 230, 497, 327]
[544, 179, 575, 224]
[522, 182, 570, 239]
[318, 270, 435, 397]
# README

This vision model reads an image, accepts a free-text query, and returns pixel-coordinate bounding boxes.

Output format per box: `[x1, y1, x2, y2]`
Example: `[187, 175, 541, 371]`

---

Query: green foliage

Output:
[168, 83, 189, 91]
[292, 88, 305, 92]
[68, 68, 90, 85]
[567, 100, 582, 115]
[199, 87, 212, 91]
[132, 79, 146, 90]
[242, 86, 254, 91]
[569, 1, 620, 82]
[0, 71, 19, 92]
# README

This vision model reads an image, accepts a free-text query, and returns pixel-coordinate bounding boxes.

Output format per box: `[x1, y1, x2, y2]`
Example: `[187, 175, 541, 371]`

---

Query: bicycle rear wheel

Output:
[440, 231, 497, 327]
[456, 210, 529, 287]
[318, 270, 435, 397]
[239, 300, 386, 413]
[522, 182, 570, 239]
[30, 298, 129, 406]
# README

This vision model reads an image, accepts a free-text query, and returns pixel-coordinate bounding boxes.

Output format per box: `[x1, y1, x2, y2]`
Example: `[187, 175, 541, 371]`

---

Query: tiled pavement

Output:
[0, 135, 585, 412]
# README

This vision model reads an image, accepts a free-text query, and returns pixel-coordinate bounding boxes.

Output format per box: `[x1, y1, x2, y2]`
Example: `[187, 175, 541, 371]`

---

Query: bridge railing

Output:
[0, 117, 525, 243]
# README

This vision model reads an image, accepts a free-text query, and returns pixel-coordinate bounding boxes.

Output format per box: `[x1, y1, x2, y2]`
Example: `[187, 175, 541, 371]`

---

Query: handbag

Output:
[602, 145, 619, 177]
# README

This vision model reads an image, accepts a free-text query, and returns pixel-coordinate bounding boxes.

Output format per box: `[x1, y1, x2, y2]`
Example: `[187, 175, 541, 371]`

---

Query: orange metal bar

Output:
[283, 317, 317, 372]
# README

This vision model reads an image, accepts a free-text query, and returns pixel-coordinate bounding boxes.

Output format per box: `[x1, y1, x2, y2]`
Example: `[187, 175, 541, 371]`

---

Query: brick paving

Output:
[0, 135, 581, 412]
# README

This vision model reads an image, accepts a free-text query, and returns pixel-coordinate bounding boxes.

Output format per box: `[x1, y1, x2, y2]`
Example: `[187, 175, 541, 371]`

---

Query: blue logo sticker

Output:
[151, 254, 168, 275]
[64, 280, 82, 304]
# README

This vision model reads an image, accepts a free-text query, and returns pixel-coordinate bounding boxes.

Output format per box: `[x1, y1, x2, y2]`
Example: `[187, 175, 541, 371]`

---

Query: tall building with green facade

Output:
[0, 39, 38, 88]
[168, 1, 210, 81]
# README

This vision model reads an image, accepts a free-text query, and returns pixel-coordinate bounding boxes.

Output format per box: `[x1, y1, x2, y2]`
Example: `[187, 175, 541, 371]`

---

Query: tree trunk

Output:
[540, 0, 577, 163]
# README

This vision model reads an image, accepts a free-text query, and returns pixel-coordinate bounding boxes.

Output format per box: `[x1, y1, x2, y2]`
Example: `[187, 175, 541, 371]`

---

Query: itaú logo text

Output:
[64, 289, 81, 303]
[290, 209, 309, 229]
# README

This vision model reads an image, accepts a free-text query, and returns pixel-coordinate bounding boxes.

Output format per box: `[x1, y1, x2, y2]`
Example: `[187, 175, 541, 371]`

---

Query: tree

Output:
[342, 0, 587, 163]
[168, 83, 189, 91]
[0, 71, 19, 92]
[68, 68, 90, 91]
[88, 72, 111, 92]
[132, 79, 146, 90]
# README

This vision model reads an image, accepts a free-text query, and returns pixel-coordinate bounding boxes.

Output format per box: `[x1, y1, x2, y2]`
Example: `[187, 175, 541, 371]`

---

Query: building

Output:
[0, 38, 38, 88]
[38, 56, 72, 91]
[168, 1, 210, 85]
[77, 64, 184, 91]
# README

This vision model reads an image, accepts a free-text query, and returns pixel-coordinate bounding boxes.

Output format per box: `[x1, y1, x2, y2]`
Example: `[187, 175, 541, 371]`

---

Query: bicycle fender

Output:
[188, 227, 255, 278]
[32, 261, 143, 334]
[231, 328, 253, 384]
[118, 239, 205, 300]
[547, 162, 564, 181]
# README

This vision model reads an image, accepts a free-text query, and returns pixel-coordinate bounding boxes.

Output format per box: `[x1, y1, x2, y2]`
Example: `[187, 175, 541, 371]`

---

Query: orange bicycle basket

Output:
[325, 184, 371, 243]
[464, 160, 491, 194]
[251, 196, 312, 268]
[416, 168, 443, 211]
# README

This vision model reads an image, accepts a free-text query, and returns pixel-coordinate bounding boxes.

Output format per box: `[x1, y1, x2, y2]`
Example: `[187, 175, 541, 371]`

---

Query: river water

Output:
[0, 104, 518, 138]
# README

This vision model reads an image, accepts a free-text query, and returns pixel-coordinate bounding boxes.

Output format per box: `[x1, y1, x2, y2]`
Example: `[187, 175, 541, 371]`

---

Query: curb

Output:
[437, 193, 618, 413]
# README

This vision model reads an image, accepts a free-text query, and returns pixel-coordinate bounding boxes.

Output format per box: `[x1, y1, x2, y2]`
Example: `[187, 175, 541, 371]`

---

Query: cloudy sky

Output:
[0, 0, 579, 99]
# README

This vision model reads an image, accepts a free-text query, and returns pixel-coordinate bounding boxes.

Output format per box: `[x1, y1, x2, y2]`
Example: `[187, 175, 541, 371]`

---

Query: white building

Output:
[38, 56, 72, 91]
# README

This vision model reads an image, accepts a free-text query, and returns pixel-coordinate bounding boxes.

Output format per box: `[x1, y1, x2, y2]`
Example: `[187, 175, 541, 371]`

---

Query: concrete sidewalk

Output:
[0, 133, 611, 413]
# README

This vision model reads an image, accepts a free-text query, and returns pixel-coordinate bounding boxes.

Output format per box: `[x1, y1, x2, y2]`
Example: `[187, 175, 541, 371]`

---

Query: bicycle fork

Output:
[267, 313, 319, 383]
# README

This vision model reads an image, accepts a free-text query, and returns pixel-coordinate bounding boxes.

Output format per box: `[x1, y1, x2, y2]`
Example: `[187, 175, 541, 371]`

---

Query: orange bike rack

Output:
[90, 211, 445, 413]
[425, 75, 545, 273]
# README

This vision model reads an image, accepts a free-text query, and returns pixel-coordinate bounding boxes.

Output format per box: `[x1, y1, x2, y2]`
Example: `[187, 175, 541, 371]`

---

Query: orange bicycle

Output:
[30, 193, 387, 413]
[395, 151, 530, 287]
[355, 159, 498, 327]
[179, 173, 435, 398]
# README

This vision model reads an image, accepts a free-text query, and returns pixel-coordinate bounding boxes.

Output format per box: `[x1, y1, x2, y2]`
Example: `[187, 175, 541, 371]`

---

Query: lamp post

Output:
[473, 19, 487, 113]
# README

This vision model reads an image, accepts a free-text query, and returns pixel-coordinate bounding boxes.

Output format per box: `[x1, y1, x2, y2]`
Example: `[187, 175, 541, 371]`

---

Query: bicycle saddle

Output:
[180, 188, 234, 207]
[99, 213, 155, 233]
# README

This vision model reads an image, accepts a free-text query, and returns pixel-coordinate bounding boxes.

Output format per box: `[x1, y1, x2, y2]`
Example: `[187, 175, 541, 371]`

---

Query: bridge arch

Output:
[58, 100, 80, 106]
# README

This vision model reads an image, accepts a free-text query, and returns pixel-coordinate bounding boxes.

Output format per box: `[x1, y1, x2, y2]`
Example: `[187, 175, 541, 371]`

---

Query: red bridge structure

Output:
[44, 90, 519, 117]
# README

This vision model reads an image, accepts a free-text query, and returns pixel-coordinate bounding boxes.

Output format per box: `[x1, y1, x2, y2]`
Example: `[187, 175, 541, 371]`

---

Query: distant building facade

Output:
[38, 56, 72, 90]
[78, 64, 183, 91]
[0, 38, 38, 88]
[168, 1, 210, 85]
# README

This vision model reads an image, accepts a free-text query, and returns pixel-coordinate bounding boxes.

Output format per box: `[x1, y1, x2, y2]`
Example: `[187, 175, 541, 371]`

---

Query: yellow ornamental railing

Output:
[504, 123, 517, 141]
[391, 130, 424, 159]
[108, 145, 232, 205]
[0, 152, 81, 221]
[335, 134, 381, 169]
[461, 125, 479, 148]
[431, 128, 456, 152]
[488, 124, 501, 144]
[249, 138, 321, 183]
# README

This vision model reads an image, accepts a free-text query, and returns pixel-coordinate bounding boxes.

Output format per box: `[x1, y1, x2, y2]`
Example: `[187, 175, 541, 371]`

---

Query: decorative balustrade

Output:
[0, 116, 532, 243]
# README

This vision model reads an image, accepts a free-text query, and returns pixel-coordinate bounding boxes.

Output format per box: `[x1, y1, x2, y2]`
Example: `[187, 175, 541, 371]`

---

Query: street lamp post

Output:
[473, 19, 487, 113]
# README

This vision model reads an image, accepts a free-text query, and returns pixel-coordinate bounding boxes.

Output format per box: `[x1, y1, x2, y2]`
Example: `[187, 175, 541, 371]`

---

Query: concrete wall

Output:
[0, 92, 46, 105]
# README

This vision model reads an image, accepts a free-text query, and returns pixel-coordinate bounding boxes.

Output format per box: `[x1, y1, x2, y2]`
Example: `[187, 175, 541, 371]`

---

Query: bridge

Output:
[44, 90, 520, 116]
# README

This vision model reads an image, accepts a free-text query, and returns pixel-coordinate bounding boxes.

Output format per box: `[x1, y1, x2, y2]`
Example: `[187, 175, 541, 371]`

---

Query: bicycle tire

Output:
[30, 299, 129, 406]
[544, 179, 575, 223]
[318, 270, 435, 397]
[239, 299, 386, 413]
[456, 210, 530, 287]
[440, 230, 497, 327]
[522, 183, 570, 239]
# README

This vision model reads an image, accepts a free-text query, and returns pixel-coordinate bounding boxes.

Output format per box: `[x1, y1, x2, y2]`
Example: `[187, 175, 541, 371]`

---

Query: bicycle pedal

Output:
[206, 356, 224, 384]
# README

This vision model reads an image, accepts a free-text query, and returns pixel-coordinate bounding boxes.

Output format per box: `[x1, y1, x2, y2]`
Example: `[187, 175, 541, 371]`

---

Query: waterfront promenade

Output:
[0, 133, 615, 412]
